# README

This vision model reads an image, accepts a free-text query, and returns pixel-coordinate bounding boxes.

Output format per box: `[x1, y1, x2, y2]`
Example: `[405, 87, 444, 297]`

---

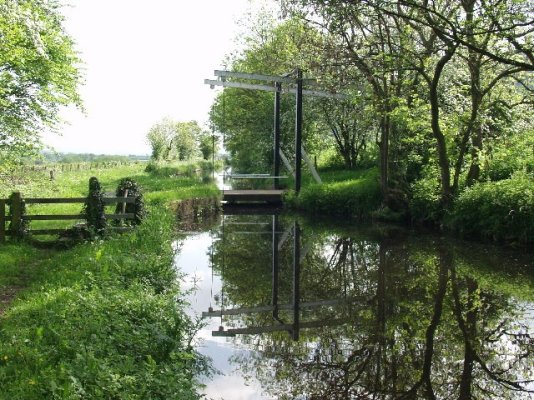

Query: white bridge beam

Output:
[204, 78, 347, 100]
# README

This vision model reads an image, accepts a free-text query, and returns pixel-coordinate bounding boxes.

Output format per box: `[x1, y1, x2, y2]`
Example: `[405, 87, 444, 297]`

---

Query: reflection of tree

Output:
[449, 267, 533, 399]
[210, 215, 274, 310]
[209, 217, 533, 399]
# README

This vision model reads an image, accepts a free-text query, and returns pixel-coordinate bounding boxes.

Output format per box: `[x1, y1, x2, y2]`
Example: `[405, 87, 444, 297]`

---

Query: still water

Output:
[174, 210, 534, 400]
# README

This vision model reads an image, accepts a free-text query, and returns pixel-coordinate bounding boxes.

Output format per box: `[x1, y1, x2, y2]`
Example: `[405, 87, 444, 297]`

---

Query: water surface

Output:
[175, 211, 534, 399]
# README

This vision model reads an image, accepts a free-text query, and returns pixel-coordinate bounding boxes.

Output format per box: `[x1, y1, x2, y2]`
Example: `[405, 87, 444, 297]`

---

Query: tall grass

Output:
[0, 206, 208, 399]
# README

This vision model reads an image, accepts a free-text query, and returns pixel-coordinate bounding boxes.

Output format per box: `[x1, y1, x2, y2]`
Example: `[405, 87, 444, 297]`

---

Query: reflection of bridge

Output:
[211, 319, 348, 337]
[203, 214, 357, 340]
[204, 298, 360, 337]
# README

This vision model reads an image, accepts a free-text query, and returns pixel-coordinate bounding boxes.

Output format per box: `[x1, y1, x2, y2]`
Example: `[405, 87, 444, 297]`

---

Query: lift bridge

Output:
[205, 69, 346, 205]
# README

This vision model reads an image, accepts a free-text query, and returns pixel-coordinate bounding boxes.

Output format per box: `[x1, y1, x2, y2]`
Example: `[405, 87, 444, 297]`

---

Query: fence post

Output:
[10, 192, 22, 238]
[121, 189, 129, 214]
[0, 199, 6, 243]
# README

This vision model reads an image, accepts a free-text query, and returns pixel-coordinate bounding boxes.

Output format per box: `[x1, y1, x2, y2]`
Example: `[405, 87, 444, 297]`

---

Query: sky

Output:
[41, 0, 261, 156]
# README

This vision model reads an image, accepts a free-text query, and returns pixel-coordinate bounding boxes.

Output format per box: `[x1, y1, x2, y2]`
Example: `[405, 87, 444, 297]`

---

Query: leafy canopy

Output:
[0, 0, 83, 166]
[146, 118, 207, 161]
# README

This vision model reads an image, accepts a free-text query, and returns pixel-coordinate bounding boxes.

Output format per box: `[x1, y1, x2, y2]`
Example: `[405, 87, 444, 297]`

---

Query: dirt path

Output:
[0, 285, 25, 317]
[0, 258, 41, 318]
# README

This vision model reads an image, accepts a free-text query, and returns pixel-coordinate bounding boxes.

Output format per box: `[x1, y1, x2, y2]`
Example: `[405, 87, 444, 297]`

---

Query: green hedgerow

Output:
[447, 172, 534, 243]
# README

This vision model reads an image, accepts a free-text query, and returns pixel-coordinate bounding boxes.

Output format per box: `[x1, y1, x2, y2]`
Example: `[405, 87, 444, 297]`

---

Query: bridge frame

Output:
[205, 69, 345, 193]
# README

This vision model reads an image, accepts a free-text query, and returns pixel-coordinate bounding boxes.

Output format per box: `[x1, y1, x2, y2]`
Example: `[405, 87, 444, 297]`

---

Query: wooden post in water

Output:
[0, 199, 6, 242]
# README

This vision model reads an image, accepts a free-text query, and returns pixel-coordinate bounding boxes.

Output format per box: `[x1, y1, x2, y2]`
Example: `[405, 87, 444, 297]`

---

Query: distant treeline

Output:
[36, 152, 149, 164]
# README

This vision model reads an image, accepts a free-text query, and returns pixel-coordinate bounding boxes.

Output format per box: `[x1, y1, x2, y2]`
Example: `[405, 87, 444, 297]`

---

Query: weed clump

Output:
[82, 177, 106, 234]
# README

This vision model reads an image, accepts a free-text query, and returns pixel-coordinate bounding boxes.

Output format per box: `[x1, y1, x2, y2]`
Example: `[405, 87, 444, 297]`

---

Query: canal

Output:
[175, 209, 534, 399]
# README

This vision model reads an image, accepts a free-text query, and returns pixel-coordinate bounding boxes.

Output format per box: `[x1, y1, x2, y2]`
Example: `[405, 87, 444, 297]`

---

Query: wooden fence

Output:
[12, 161, 137, 174]
[0, 192, 137, 242]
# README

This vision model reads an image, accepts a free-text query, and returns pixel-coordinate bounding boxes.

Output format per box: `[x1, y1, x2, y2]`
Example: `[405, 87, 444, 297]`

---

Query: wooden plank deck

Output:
[222, 190, 284, 205]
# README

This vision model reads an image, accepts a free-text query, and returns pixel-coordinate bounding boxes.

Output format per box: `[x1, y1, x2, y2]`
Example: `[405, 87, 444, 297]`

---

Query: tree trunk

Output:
[464, 0, 484, 186]
[379, 114, 390, 197]
[429, 46, 457, 205]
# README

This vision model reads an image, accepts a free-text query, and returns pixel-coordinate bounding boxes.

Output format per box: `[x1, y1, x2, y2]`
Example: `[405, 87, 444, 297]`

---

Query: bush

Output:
[144, 160, 160, 173]
[447, 172, 534, 243]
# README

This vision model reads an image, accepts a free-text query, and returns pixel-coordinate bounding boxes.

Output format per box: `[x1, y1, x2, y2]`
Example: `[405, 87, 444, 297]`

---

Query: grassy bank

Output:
[288, 166, 533, 244]
[0, 161, 218, 399]
[285, 168, 382, 217]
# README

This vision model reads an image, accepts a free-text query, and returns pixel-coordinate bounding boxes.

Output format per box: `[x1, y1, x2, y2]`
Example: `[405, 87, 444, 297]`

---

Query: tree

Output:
[280, 1, 429, 200]
[0, 0, 82, 167]
[282, 0, 533, 207]
[210, 17, 351, 175]
[146, 118, 205, 161]
[173, 121, 201, 161]
[146, 117, 175, 161]
[198, 131, 218, 161]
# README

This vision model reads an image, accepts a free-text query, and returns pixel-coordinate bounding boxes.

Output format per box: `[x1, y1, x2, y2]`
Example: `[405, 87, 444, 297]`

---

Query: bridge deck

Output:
[222, 190, 284, 205]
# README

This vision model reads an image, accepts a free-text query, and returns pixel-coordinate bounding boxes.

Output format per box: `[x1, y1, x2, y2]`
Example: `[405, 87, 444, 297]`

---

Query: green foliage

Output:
[291, 168, 381, 217]
[0, 0, 82, 165]
[198, 132, 218, 161]
[0, 206, 207, 399]
[483, 128, 534, 181]
[409, 167, 444, 225]
[146, 118, 206, 162]
[281, 0, 534, 207]
[114, 178, 145, 226]
[82, 177, 106, 234]
[7, 192, 29, 240]
[447, 172, 534, 243]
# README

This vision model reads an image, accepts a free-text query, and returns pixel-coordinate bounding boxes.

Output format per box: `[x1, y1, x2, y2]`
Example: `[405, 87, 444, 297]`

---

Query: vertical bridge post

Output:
[274, 82, 282, 189]
[271, 215, 280, 319]
[295, 69, 303, 193]
[292, 221, 301, 341]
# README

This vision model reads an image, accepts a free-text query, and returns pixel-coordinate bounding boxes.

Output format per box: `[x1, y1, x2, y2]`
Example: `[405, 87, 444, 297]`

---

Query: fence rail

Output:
[0, 192, 137, 240]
